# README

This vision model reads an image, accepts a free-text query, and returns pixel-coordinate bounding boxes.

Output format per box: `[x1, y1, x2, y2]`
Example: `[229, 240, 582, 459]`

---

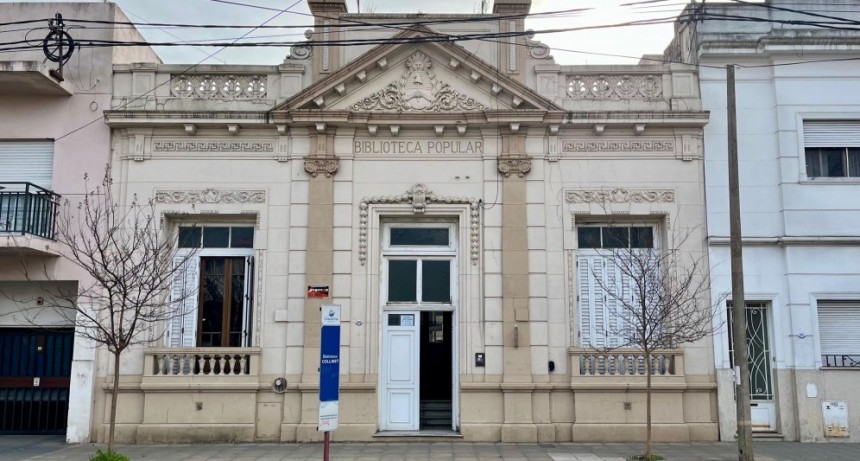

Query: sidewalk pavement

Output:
[6, 438, 860, 461]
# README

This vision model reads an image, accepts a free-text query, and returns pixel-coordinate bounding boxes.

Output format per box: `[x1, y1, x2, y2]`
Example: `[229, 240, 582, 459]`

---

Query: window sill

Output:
[800, 179, 860, 185]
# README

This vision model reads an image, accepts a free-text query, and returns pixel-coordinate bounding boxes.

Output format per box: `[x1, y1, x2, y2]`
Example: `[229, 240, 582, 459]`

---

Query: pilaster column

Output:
[497, 130, 536, 442]
[297, 132, 339, 440]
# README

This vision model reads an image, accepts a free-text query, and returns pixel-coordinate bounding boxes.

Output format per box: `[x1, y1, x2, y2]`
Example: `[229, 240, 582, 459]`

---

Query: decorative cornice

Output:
[351, 51, 488, 112]
[497, 155, 533, 178]
[563, 138, 675, 153]
[154, 189, 266, 204]
[565, 188, 675, 204]
[153, 140, 274, 153]
[303, 155, 339, 177]
[359, 184, 480, 266]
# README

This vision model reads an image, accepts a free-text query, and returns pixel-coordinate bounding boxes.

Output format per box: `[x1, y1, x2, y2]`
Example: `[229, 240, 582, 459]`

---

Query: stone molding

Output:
[565, 188, 675, 204]
[351, 51, 487, 112]
[303, 156, 339, 177]
[154, 189, 266, 204]
[359, 184, 480, 266]
[153, 140, 274, 153]
[497, 155, 533, 177]
[567, 74, 663, 99]
[563, 138, 675, 153]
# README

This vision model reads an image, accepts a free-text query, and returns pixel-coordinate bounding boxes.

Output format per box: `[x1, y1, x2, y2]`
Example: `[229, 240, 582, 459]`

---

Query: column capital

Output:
[303, 155, 339, 178]
[497, 155, 532, 178]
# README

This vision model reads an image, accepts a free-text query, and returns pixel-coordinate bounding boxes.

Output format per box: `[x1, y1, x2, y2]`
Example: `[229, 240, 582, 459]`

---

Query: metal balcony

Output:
[0, 182, 60, 240]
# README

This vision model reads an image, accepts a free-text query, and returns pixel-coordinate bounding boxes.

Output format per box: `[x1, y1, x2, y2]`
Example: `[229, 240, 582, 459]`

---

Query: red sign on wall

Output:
[307, 286, 330, 298]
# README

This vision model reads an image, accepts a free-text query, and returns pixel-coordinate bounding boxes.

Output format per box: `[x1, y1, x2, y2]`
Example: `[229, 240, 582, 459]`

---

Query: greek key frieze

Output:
[562, 139, 675, 153]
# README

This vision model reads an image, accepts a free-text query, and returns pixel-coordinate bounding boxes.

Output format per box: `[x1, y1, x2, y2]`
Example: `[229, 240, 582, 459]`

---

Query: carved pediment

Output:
[273, 26, 564, 114]
[351, 52, 487, 112]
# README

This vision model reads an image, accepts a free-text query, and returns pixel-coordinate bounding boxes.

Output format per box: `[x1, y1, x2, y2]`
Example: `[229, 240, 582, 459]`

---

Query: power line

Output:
[55, 0, 304, 142]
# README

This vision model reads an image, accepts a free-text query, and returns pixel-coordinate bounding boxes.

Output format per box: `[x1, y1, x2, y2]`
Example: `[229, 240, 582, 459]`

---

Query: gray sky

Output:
[4, 0, 700, 65]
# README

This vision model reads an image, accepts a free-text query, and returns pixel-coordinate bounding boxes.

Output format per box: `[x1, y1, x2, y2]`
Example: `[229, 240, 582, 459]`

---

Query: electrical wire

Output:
[54, 0, 304, 142]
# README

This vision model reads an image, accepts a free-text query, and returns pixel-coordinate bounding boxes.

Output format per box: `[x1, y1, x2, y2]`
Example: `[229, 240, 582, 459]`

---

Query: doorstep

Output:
[373, 430, 463, 441]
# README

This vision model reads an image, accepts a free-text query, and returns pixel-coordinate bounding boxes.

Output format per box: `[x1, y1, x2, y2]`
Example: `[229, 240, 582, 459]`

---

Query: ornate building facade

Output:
[102, 0, 714, 443]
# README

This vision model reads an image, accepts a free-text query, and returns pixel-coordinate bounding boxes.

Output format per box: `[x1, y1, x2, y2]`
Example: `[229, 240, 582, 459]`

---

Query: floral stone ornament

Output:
[352, 51, 487, 112]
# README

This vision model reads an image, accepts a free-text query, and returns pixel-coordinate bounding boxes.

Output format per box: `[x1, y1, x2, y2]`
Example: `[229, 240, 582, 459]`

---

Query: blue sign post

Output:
[319, 305, 340, 461]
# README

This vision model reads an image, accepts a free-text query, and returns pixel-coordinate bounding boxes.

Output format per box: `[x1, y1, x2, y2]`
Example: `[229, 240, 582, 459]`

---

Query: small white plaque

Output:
[318, 401, 339, 431]
[321, 305, 341, 326]
[401, 314, 414, 327]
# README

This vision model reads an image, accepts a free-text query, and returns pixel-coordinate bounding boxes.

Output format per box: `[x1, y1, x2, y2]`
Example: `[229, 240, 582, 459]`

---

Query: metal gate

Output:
[0, 328, 74, 434]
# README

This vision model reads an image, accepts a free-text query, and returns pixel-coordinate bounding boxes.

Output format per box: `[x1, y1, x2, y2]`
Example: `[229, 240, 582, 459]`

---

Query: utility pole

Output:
[727, 64, 755, 461]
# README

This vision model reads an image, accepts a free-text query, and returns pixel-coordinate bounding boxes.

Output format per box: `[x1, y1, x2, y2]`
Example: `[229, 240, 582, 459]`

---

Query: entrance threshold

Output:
[373, 430, 463, 438]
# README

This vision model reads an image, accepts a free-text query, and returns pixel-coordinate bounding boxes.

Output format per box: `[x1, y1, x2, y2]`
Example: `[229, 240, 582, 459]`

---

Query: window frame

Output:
[381, 221, 457, 309]
[170, 223, 256, 348]
[575, 222, 660, 348]
[799, 117, 860, 183]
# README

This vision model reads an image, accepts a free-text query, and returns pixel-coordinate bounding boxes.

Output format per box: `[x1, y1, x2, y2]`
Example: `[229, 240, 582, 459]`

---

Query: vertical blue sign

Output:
[318, 305, 340, 431]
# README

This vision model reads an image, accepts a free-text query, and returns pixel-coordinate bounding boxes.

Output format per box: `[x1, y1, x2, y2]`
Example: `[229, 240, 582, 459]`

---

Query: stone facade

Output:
[98, 0, 715, 443]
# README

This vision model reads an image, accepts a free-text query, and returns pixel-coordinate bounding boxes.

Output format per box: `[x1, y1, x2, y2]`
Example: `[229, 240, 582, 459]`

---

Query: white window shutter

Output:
[578, 254, 609, 348]
[804, 121, 860, 147]
[167, 255, 199, 347]
[0, 141, 54, 188]
[818, 302, 860, 356]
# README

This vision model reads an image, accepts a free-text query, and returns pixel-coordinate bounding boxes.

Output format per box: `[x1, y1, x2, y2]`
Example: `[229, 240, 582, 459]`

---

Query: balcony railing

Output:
[144, 347, 260, 377]
[0, 182, 60, 240]
[822, 354, 860, 368]
[570, 348, 685, 380]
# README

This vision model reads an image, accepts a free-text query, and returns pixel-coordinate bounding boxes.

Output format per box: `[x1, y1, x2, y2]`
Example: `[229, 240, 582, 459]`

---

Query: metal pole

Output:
[727, 64, 755, 461]
[323, 431, 330, 461]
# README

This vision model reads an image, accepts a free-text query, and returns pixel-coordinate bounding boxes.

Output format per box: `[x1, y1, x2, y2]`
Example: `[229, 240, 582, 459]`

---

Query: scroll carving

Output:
[565, 188, 675, 204]
[154, 189, 266, 204]
[352, 52, 487, 112]
[359, 184, 480, 265]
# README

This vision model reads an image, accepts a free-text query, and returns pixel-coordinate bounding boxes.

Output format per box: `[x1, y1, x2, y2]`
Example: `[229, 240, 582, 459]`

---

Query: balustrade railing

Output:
[822, 354, 860, 368]
[0, 182, 60, 240]
[571, 349, 683, 377]
[144, 348, 260, 377]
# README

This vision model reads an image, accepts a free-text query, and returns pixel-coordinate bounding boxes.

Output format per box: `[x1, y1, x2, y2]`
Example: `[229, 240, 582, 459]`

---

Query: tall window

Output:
[576, 225, 656, 348]
[382, 223, 456, 306]
[169, 226, 255, 348]
[803, 120, 860, 178]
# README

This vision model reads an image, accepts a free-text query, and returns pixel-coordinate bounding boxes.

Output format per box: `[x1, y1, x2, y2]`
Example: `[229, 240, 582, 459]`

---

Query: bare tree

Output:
[584, 225, 723, 461]
[8, 167, 195, 453]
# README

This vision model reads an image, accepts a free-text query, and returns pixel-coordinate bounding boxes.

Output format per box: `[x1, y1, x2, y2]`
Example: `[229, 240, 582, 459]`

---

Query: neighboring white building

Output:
[668, 0, 860, 443]
[0, 3, 157, 442]
[101, 0, 717, 443]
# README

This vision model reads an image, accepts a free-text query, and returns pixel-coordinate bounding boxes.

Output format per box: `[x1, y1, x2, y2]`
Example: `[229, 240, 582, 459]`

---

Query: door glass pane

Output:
[390, 228, 449, 246]
[202, 227, 229, 248]
[603, 227, 629, 248]
[630, 227, 654, 249]
[422, 260, 451, 303]
[228, 258, 245, 347]
[230, 227, 254, 248]
[388, 260, 417, 302]
[578, 227, 601, 249]
[200, 258, 225, 347]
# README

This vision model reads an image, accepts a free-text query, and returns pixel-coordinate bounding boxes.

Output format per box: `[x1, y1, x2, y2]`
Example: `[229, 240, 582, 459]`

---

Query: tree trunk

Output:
[108, 349, 121, 453]
[645, 348, 653, 458]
